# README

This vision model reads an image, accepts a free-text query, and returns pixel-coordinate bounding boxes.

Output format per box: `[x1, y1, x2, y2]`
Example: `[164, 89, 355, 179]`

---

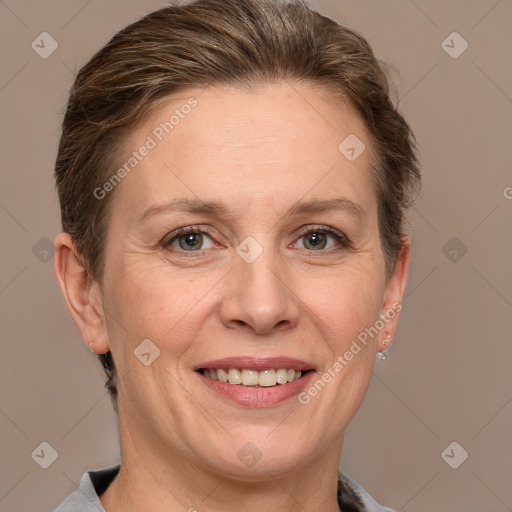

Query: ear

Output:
[53, 232, 110, 354]
[377, 237, 410, 350]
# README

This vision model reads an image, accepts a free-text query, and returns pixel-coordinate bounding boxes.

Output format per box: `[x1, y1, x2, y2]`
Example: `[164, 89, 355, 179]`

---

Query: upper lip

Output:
[194, 357, 315, 372]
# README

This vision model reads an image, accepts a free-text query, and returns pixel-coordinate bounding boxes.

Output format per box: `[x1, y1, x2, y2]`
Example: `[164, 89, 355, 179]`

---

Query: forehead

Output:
[112, 82, 377, 221]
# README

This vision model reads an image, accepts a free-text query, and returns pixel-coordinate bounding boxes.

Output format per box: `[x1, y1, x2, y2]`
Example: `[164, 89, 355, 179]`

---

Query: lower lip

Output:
[197, 371, 316, 407]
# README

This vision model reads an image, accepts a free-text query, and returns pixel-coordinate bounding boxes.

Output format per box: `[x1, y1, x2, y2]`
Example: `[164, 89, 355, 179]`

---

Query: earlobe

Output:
[53, 232, 110, 354]
[378, 237, 411, 350]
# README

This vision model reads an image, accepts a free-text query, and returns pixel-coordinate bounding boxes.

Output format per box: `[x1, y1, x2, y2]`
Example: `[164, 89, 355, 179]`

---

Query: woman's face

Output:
[89, 82, 408, 478]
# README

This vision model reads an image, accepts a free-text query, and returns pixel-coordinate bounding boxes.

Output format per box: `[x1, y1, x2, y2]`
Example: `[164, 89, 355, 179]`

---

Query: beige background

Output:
[1, 0, 511, 511]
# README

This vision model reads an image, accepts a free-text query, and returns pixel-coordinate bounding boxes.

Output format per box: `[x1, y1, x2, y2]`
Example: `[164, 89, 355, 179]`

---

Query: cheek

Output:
[308, 272, 381, 406]
[309, 264, 384, 349]
[103, 261, 218, 360]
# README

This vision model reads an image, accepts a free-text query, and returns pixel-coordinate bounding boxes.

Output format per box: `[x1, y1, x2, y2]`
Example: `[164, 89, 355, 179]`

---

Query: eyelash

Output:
[161, 225, 352, 256]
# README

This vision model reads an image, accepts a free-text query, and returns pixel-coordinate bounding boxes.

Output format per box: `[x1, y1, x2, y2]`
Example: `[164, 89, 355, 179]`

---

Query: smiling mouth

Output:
[197, 368, 313, 387]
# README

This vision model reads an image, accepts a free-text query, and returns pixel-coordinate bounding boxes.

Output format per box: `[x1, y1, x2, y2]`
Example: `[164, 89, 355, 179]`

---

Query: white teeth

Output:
[259, 369, 276, 387]
[228, 368, 242, 385]
[201, 368, 307, 387]
[241, 369, 259, 386]
[276, 368, 288, 384]
[217, 368, 228, 383]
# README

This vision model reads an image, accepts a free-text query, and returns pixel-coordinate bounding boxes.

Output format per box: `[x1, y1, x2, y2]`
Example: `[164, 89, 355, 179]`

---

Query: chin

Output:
[196, 429, 318, 481]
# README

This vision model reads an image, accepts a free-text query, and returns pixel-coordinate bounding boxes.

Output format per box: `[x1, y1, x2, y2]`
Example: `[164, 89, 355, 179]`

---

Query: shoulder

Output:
[338, 472, 396, 512]
[54, 465, 120, 512]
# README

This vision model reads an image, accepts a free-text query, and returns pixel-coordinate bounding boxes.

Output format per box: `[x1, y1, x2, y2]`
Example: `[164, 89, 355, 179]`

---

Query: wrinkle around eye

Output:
[158, 225, 354, 262]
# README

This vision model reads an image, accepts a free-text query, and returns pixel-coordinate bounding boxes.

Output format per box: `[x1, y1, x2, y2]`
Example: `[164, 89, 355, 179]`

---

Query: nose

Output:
[219, 247, 300, 335]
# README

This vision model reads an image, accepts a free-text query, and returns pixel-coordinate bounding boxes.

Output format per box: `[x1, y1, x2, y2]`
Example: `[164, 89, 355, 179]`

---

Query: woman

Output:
[53, 0, 420, 510]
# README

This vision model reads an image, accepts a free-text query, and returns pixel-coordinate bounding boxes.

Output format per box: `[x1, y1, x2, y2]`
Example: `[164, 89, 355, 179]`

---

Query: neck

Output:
[100, 412, 343, 512]
[101, 467, 341, 512]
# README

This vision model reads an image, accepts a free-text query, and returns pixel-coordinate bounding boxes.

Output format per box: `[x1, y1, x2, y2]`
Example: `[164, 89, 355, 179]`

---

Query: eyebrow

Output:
[137, 196, 366, 224]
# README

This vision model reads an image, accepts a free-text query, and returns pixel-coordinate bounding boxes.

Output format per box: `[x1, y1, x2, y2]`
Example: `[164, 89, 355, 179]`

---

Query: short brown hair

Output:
[55, 0, 421, 406]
